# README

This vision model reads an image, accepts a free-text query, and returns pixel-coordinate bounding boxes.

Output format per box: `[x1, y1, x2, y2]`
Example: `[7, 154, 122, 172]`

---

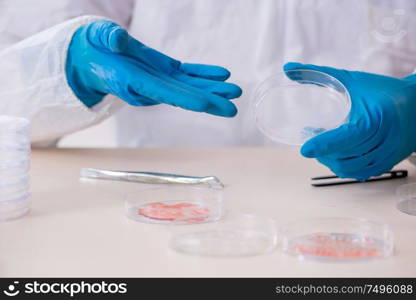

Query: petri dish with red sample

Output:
[125, 186, 224, 225]
[280, 217, 394, 262]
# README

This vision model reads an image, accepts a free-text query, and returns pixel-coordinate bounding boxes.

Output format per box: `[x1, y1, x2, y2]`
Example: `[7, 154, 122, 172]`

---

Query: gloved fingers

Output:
[317, 138, 395, 176]
[317, 156, 368, 177]
[89, 21, 181, 74]
[319, 155, 391, 181]
[186, 79, 242, 99]
[118, 89, 158, 106]
[300, 122, 372, 158]
[129, 69, 237, 117]
[331, 133, 382, 160]
[283, 62, 352, 89]
[204, 100, 238, 117]
[123, 37, 182, 74]
[87, 29, 238, 117]
[328, 115, 391, 161]
[85, 20, 130, 53]
[340, 163, 393, 181]
[86, 21, 234, 82]
[173, 73, 242, 99]
[179, 63, 231, 81]
[284, 64, 401, 94]
[85, 19, 177, 75]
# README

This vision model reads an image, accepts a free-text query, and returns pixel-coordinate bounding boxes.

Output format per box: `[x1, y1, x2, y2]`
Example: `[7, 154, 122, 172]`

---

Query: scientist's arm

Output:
[65, 20, 241, 117]
[0, 0, 135, 143]
[284, 62, 416, 181]
[0, 19, 241, 143]
[0, 16, 118, 143]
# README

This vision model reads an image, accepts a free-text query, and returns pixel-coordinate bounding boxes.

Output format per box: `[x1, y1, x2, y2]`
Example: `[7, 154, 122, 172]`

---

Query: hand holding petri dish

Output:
[253, 69, 351, 145]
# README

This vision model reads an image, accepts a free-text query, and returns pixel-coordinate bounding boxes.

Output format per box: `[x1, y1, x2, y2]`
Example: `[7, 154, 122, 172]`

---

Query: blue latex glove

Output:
[66, 20, 242, 117]
[284, 62, 416, 181]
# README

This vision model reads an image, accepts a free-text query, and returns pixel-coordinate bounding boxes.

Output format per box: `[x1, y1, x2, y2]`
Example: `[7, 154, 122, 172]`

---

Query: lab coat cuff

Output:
[31, 15, 124, 142]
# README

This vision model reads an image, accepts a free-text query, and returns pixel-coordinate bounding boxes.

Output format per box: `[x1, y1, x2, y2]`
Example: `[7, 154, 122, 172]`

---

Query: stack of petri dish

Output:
[0, 116, 31, 221]
[252, 69, 351, 145]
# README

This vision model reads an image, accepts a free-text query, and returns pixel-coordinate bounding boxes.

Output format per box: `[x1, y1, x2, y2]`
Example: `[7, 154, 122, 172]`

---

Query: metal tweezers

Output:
[311, 170, 408, 187]
[80, 168, 224, 188]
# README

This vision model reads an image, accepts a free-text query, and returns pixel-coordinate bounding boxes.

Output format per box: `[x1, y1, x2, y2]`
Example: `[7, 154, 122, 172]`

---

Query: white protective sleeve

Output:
[0, 16, 124, 143]
[0, 0, 135, 145]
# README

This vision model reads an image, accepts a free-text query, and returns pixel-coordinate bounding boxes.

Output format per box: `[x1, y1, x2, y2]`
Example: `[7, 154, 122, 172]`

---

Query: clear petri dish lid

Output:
[280, 217, 394, 262]
[252, 69, 351, 145]
[396, 183, 416, 216]
[169, 213, 278, 257]
[0, 115, 31, 136]
[125, 186, 225, 225]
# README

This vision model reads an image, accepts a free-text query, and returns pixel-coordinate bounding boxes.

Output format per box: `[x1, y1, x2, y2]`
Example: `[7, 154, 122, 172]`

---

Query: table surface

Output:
[1, 147, 415, 277]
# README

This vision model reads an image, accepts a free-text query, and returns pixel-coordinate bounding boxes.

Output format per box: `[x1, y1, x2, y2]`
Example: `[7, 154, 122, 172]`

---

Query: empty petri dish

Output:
[396, 183, 416, 216]
[252, 69, 351, 145]
[125, 186, 224, 225]
[170, 214, 278, 257]
[281, 218, 394, 262]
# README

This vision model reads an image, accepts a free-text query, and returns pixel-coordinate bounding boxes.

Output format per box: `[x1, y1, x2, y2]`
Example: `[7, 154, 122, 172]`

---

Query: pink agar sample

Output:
[292, 233, 381, 259]
[138, 202, 210, 223]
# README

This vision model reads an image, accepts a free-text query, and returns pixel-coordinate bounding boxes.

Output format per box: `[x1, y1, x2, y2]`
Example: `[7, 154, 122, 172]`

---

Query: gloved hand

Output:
[65, 20, 242, 117]
[284, 62, 416, 181]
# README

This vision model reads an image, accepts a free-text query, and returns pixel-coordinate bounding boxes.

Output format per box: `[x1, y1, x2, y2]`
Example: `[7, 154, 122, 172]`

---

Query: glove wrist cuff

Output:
[65, 27, 107, 108]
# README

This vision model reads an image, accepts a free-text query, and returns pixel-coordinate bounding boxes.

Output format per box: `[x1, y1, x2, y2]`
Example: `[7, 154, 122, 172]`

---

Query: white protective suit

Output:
[1, 0, 416, 147]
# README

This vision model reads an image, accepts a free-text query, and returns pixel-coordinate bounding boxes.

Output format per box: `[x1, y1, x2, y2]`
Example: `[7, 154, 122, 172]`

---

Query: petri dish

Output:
[0, 115, 31, 221]
[408, 153, 416, 166]
[0, 196, 30, 221]
[0, 116, 31, 136]
[0, 176, 30, 202]
[252, 69, 351, 145]
[0, 159, 29, 182]
[170, 214, 278, 257]
[125, 186, 224, 225]
[280, 218, 394, 262]
[396, 183, 416, 216]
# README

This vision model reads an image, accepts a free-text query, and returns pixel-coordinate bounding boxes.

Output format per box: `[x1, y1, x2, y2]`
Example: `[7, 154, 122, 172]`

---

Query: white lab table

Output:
[1, 147, 415, 277]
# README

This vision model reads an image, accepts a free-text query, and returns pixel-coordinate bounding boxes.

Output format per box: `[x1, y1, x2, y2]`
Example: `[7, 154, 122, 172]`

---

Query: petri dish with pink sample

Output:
[280, 217, 394, 262]
[124, 186, 224, 225]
